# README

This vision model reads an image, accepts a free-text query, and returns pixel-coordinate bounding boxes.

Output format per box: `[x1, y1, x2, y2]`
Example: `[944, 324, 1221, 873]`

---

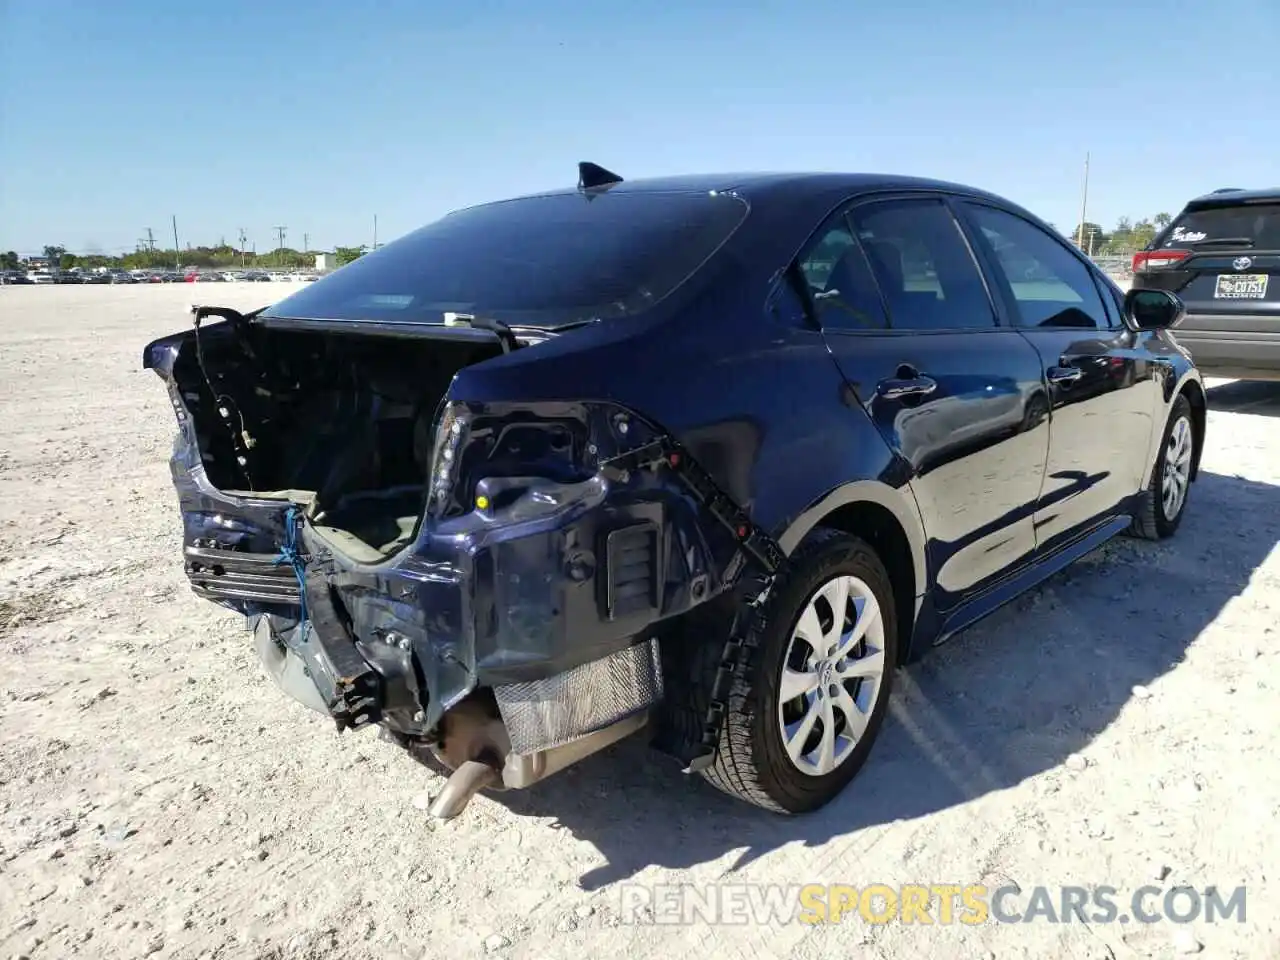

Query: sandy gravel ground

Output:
[1, 284, 1278, 960]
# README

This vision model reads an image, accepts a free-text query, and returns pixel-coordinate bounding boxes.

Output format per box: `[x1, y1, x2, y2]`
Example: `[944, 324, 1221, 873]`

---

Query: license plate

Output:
[1214, 273, 1268, 299]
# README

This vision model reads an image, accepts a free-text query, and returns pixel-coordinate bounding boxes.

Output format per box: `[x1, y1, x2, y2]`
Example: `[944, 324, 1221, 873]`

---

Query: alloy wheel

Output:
[777, 574, 887, 776]
[1162, 415, 1193, 521]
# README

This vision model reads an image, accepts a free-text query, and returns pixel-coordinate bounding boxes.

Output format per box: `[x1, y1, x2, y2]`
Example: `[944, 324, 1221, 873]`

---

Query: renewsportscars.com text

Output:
[618, 883, 1247, 926]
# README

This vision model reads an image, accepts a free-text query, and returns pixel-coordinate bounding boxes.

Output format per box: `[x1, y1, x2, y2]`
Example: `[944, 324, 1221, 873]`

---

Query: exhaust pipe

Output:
[427, 760, 500, 820]
[425, 711, 648, 820]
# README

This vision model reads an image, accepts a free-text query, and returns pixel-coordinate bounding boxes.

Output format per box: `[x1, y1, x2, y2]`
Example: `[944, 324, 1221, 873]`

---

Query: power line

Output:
[171, 215, 181, 270]
[1075, 152, 1090, 249]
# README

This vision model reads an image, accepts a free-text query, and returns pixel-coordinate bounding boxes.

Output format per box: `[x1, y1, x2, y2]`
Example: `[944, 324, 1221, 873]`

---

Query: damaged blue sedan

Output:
[145, 164, 1204, 816]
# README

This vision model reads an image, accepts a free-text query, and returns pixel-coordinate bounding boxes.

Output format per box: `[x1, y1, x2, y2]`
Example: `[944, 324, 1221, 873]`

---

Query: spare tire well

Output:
[814, 501, 916, 664]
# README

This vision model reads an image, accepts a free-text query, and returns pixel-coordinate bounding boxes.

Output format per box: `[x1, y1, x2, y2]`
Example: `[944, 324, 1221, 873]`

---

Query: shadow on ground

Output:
[488, 470, 1280, 889]
[1206, 379, 1280, 417]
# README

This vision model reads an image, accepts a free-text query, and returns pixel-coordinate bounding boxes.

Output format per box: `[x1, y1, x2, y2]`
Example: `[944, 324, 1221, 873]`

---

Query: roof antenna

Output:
[578, 161, 624, 191]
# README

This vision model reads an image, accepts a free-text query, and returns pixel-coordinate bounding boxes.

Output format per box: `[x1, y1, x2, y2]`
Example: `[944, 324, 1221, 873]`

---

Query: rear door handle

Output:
[1046, 365, 1083, 385]
[877, 375, 937, 399]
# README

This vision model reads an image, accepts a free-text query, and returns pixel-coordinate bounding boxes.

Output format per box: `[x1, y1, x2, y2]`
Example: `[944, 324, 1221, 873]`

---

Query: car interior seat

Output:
[863, 238, 954, 328]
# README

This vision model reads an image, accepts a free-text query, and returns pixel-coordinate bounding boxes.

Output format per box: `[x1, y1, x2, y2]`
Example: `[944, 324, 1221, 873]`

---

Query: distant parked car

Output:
[1132, 186, 1280, 381]
[1, 270, 34, 285]
[27, 272, 56, 284]
[55, 272, 83, 284]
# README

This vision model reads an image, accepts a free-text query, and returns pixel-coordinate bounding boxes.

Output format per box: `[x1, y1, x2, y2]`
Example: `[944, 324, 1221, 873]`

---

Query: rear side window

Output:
[261, 190, 749, 327]
[796, 214, 889, 330]
[962, 203, 1110, 330]
[1159, 202, 1280, 249]
[848, 199, 996, 330]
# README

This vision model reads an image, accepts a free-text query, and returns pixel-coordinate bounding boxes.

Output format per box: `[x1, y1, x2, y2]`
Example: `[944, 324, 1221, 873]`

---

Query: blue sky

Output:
[1, 0, 1276, 255]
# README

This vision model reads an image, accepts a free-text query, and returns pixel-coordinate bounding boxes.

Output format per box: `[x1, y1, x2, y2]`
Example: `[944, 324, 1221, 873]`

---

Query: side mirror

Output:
[1124, 289, 1186, 331]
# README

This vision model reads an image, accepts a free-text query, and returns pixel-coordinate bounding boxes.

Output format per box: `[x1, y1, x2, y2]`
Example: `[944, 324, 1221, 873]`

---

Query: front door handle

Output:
[877, 375, 937, 400]
[1046, 365, 1083, 385]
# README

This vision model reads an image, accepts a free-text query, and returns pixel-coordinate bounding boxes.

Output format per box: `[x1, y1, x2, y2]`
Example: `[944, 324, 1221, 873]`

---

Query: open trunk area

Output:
[170, 320, 504, 560]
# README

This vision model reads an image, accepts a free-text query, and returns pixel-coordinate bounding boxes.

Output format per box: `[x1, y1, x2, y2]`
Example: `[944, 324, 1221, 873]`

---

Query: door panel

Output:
[956, 201, 1160, 546]
[798, 197, 1050, 611]
[1016, 327, 1158, 548]
[831, 331, 1049, 606]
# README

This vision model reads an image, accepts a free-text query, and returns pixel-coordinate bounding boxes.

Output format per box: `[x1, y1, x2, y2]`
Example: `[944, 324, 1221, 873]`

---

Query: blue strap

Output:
[273, 504, 308, 627]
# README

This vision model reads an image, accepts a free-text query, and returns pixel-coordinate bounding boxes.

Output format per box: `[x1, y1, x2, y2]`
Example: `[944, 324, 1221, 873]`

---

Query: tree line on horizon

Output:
[4, 213, 1176, 275]
[1063, 212, 1173, 256]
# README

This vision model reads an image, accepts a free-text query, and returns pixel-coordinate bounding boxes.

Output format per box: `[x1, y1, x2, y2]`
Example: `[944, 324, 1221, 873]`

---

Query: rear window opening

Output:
[259, 189, 750, 329]
[1159, 202, 1280, 249]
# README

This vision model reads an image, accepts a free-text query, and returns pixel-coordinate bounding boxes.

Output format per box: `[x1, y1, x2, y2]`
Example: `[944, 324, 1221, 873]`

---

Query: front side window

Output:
[261, 190, 749, 328]
[795, 214, 889, 330]
[962, 203, 1109, 330]
[847, 199, 996, 331]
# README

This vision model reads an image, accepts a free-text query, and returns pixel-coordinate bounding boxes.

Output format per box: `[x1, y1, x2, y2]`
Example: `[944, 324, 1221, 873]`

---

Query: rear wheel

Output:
[701, 528, 898, 814]
[1128, 394, 1195, 540]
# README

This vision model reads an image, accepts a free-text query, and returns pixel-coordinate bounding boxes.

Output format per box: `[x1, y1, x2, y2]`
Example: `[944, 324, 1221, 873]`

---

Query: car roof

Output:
[463, 170, 1025, 214]
[1185, 186, 1280, 209]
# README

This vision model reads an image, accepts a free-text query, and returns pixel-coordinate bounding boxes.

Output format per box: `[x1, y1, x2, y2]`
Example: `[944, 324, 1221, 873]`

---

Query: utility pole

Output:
[273, 225, 287, 266]
[171, 215, 181, 270]
[145, 227, 155, 253]
[238, 228, 248, 268]
[373, 214, 378, 251]
[303, 233, 309, 255]
[1075, 152, 1090, 250]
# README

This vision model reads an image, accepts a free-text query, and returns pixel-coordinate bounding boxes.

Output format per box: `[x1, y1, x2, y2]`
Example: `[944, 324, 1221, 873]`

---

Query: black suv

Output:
[1133, 186, 1280, 381]
[145, 166, 1204, 817]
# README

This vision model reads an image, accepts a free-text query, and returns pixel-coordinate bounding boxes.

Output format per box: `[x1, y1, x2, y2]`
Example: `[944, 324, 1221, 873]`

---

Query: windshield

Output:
[1160, 202, 1280, 249]
[261, 189, 749, 327]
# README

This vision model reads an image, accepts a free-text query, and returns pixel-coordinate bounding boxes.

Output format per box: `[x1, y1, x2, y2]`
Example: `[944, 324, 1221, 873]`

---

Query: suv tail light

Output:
[1133, 249, 1190, 273]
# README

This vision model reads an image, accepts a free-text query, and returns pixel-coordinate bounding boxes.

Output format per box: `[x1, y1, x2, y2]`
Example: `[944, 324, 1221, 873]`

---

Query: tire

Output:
[1128, 393, 1195, 540]
[700, 527, 898, 814]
